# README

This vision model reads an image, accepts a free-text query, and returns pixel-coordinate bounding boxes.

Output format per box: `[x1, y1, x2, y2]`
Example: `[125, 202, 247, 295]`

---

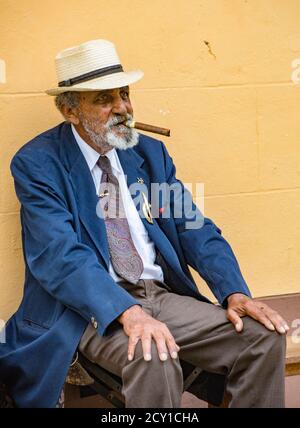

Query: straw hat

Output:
[46, 39, 143, 96]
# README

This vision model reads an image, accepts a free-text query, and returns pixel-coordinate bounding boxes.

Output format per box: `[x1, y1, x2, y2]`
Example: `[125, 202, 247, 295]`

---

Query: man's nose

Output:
[111, 96, 128, 115]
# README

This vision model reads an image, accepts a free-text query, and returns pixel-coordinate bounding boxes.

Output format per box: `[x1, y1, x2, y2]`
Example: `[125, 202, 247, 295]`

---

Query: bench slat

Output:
[285, 336, 300, 376]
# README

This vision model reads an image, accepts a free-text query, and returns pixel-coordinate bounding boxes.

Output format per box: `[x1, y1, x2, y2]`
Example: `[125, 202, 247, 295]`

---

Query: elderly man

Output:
[0, 39, 288, 408]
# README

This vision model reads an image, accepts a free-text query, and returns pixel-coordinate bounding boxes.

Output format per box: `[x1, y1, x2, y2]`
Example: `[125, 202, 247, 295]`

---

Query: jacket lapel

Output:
[60, 123, 110, 268]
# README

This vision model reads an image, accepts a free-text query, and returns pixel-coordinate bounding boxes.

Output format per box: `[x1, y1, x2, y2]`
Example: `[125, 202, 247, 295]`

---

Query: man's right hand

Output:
[118, 305, 180, 362]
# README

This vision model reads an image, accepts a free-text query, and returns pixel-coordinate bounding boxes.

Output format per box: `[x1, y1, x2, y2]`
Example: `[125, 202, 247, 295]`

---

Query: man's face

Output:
[73, 86, 139, 152]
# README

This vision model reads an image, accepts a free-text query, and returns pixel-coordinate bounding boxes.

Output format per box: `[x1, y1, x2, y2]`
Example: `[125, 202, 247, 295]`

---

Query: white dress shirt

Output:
[71, 124, 164, 283]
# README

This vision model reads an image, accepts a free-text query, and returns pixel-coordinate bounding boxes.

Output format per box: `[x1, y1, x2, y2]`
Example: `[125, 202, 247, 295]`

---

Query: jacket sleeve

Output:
[160, 142, 251, 305]
[11, 150, 139, 335]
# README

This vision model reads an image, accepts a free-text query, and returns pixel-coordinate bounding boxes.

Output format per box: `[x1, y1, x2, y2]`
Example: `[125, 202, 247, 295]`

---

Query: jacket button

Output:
[91, 317, 95, 324]
[93, 321, 98, 329]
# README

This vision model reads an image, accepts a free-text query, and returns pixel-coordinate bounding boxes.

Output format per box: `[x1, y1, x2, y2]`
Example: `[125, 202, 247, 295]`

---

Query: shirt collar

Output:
[71, 124, 121, 174]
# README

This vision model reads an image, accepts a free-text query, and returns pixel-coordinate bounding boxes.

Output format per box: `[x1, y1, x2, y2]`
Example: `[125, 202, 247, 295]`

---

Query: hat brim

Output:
[45, 70, 144, 95]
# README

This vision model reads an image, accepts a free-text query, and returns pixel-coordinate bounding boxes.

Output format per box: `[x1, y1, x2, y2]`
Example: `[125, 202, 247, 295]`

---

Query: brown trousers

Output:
[79, 279, 286, 408]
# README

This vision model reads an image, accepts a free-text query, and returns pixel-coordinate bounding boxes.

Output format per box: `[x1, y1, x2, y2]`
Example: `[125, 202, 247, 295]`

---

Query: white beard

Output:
[79, 113, 139, 151]
[106, 126, 139, 150]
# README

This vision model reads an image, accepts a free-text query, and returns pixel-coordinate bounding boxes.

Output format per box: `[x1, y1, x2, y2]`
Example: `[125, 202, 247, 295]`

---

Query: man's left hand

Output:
[226, 293, 289, 334]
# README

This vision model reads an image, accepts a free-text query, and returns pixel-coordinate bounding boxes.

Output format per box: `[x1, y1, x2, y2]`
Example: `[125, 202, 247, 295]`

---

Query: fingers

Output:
[227, 308, 244, 332]
[128, 330, 180, 362]
[247, 305, 275, 331]
[153, 333, 169, 361]
[127, 335, 140, 361]
[163, 332, 180, 360]
[144, 330, 180, 362]
[245, 301, 289, 334]
[141, 334, 153, 361]
[227, 296, 290, 335]
[169, 339, 181, 358]
[257, 304, 289, 335]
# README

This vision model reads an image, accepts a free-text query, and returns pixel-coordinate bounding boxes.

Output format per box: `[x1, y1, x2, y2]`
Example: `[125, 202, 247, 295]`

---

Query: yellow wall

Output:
[1, 0, 300, 320]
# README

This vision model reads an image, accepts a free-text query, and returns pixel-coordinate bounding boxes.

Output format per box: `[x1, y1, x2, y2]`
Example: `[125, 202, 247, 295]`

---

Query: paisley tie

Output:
[97, 155, 144, 284]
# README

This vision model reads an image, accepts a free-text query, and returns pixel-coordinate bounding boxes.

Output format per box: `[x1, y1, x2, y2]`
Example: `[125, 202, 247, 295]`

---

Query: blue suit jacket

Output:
[0, 122, 250, 407]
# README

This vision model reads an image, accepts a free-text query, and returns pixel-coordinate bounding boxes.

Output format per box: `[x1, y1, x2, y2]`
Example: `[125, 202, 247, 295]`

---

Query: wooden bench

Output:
[286, 336, 300, 376]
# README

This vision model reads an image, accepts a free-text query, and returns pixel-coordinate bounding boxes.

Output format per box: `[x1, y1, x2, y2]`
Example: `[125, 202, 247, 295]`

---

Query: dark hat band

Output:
[58, 64, 124, 87]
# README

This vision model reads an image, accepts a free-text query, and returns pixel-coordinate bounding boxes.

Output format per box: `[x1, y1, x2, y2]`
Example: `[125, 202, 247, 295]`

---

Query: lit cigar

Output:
[126, 120, 170, 137]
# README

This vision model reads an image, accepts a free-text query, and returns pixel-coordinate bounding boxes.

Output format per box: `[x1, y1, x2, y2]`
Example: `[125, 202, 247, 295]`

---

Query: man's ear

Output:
[61, 105, 80, 125]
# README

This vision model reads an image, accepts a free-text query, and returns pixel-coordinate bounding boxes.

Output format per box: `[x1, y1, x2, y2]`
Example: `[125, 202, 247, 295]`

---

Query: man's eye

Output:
[121, 91, 129, 99]
[95, 95, 109, 103]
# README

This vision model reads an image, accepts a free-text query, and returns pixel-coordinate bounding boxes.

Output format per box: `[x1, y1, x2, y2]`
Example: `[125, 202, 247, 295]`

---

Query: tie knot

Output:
[97, 155, 113, 174]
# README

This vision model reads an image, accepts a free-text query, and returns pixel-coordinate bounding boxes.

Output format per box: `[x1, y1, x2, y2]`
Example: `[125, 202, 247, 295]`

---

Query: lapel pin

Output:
[99, 190, 109, 198]
[137, 177, 144, 184]
[141, 192, 153, 224]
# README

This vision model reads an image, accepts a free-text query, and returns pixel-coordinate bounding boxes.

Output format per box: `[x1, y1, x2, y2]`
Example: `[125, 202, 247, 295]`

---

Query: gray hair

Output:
[55, 91, 81, 112]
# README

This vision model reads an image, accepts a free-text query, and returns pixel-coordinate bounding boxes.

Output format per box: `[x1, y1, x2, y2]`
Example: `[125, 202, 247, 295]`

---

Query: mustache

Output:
[107, 114, 133, 128]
